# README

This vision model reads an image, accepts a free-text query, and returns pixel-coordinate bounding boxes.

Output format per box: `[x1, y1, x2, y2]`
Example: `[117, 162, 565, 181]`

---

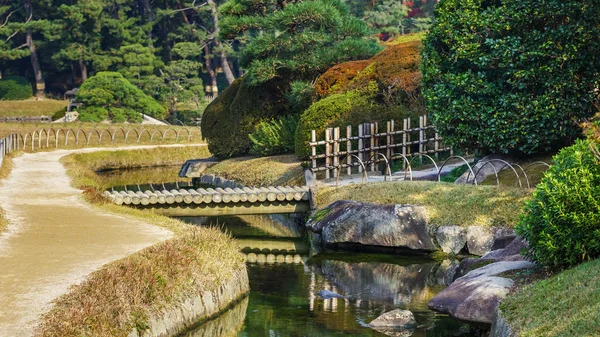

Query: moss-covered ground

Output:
[204, 154, 304, 186]
[0, 100, 68, 117]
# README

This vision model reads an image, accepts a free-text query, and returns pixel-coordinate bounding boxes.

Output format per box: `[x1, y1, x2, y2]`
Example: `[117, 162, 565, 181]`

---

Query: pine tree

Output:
[219, 0, 381, 85]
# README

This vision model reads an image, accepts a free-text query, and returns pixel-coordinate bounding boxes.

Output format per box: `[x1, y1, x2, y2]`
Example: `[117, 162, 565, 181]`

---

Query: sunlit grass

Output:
[0, 100, 68, 117]
[501, 258, 600, 337]
[205, 154, 304, 187]
[314, 181, 532, 228]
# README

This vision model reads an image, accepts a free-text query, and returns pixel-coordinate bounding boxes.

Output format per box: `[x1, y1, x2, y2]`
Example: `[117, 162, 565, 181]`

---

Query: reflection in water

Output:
[181, 215, 479, 337]
[182, 297, 249, 337]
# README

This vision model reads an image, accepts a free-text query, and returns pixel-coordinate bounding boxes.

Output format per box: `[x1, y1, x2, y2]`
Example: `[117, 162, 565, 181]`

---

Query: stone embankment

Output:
[306, 200, 516, 256]
[130, 266, 249, 337]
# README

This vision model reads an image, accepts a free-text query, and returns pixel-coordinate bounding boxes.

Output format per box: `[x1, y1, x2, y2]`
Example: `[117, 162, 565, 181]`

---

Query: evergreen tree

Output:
[219, 0, 382, 85]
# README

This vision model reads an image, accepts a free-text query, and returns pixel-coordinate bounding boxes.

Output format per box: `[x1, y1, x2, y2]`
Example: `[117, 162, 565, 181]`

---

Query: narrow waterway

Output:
[177, 215, 479, 337]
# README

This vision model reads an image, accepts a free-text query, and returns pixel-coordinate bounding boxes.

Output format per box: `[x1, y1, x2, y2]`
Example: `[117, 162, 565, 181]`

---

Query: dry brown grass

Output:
[35, 228, 245, 337]
[205, 154, 304, 186]
[34, 146, 245, 336]
[0, 100, 68, 117]
[0, 150, 17, 233]
[314, 181, 532, 228]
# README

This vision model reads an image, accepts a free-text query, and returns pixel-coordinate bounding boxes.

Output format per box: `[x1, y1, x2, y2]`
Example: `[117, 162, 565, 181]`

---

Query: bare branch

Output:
[171, 0, 207, 13]
[1, 7, 21, 28]
[5, 30, 18, 42]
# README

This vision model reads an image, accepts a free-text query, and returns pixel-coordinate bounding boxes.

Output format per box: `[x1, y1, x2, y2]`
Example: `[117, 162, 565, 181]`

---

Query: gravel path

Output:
[0, 145, 200, 336]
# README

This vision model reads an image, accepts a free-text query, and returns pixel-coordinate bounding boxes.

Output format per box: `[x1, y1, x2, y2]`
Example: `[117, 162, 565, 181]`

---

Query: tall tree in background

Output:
[219, 0, 382, 85]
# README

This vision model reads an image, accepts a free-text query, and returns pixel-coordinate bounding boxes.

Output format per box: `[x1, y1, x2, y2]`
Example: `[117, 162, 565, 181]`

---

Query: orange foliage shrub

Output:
[314, 40, 422, 98]
[314, 60, 371, 98]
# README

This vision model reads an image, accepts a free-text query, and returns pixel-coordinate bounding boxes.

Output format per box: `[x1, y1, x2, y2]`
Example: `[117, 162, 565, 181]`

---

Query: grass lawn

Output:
[0, 100, 68, 117]
[205, 154, 305, 187]
[314, 181, 532, 228]
[501, 258, 600, 337]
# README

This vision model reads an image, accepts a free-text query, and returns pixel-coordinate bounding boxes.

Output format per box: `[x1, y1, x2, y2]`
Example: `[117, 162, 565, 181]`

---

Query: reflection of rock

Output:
[183, 297, 249, 337]
[307, 201, 437, 252]
[370, 309, 416, 327]
[428, 261, 535, 324]
[372, 327, 415, 337]
[315, 259, 439, 308]
[430, 259, 459, 286]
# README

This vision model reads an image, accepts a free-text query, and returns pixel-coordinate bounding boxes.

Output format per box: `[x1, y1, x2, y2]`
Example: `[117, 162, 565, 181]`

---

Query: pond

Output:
[177, 215, 482, 337]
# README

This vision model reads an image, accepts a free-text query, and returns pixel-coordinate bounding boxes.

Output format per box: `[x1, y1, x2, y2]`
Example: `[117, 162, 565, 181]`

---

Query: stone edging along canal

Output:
[129, 266, 249, 337]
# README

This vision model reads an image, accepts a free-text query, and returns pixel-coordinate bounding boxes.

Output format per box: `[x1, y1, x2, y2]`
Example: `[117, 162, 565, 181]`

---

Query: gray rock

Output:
[455, 154, 515, 184]
[428, 261, 535, 324]
[179, 158, 219, 178]
[317, 290, 349, 299]
[370, 309, 416, 328]
[307, 200, 437, 252]
[489, 310, 516, 337]
[466, 226, 495, 256]
[436, 226, 467, 254]
[455, 236, 529, 279]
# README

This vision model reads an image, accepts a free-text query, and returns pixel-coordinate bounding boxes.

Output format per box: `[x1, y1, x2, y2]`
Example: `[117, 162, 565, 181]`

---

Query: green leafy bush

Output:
[249, 114, 299, 156]
[0, 76, 32, 100]
[421, 0, 600, 154]
[76, 72, 165, 123]
[516, 140, 600, 268]
[285, 81, 317, 113]
[51, 106, 67, 121]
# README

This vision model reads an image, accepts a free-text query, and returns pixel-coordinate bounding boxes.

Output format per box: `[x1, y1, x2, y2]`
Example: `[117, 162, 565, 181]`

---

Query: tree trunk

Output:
[23, 0, 44, 97]
[207, 0, 235, 85]
[140, 0, 154, 46]
[203, 44, 218, 96]
[79, 57, 88, 83]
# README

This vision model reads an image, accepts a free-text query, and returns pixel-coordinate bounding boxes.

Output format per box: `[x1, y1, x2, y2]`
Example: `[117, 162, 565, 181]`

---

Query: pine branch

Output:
[171, 0, 207, 13]
[1, 7, 20, 28]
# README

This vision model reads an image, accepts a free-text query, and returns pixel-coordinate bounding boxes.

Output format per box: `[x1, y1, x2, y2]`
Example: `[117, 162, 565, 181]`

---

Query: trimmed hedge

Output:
[516, 140, 600, 268]
[421, 0, 600, 154]
[0, 76, 32, 100]
[201, 76, 290, 158]
[249, 115, 299, 156]
[295, 84, 377, 158]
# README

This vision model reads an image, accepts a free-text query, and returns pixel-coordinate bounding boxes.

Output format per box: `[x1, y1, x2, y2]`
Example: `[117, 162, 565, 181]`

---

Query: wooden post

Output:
[419, 115, 424, 160]
[311, 130, 317, 178]
[370, 123, 375, 172]
[358, 124, 364, 173]
[402, 118, 408, 169]
[333, 127, 340, 179]
[407, 117, 412, 157]
[346, 125, 352, 176]
[390, 119, 395, 158]
[386, 121, 391, 161]
[325, 127, 332, 179]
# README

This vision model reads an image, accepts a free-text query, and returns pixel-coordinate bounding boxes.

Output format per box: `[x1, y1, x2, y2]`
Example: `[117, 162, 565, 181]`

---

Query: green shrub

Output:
[201, 76, 291, 158]
[285, 81, 317, 113]
[51, 106, 67, 121]
[516, 140, 600, 268]
[76, 72, 165, 123]
[249, 114, 299, 156]
[421, 0, 600, 154]
[0, 76, 32, 100]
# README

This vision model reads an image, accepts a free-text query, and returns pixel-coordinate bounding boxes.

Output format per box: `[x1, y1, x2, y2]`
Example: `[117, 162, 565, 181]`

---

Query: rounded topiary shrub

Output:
[517, 140, 600, 268]
[0, 76, 32, 100]
[294, 84, 376, 158]
[201, 76, 290, 158]
[76, 72, 165, 123]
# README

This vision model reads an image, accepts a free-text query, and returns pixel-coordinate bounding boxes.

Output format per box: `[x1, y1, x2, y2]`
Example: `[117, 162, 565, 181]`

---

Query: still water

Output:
[177, 215, 480, 337]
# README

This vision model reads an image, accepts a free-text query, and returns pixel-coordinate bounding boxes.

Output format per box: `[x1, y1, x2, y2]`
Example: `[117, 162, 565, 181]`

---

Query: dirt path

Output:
[0, 145, 202, 336]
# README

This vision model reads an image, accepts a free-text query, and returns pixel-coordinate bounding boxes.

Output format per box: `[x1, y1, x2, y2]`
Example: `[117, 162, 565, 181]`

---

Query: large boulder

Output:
[428, 260, 535, 324]
[306, 200, 437, 252]
[466, 226, 516, 256]
[455, 236, 528, 280]
[435, 226, 467, 254]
